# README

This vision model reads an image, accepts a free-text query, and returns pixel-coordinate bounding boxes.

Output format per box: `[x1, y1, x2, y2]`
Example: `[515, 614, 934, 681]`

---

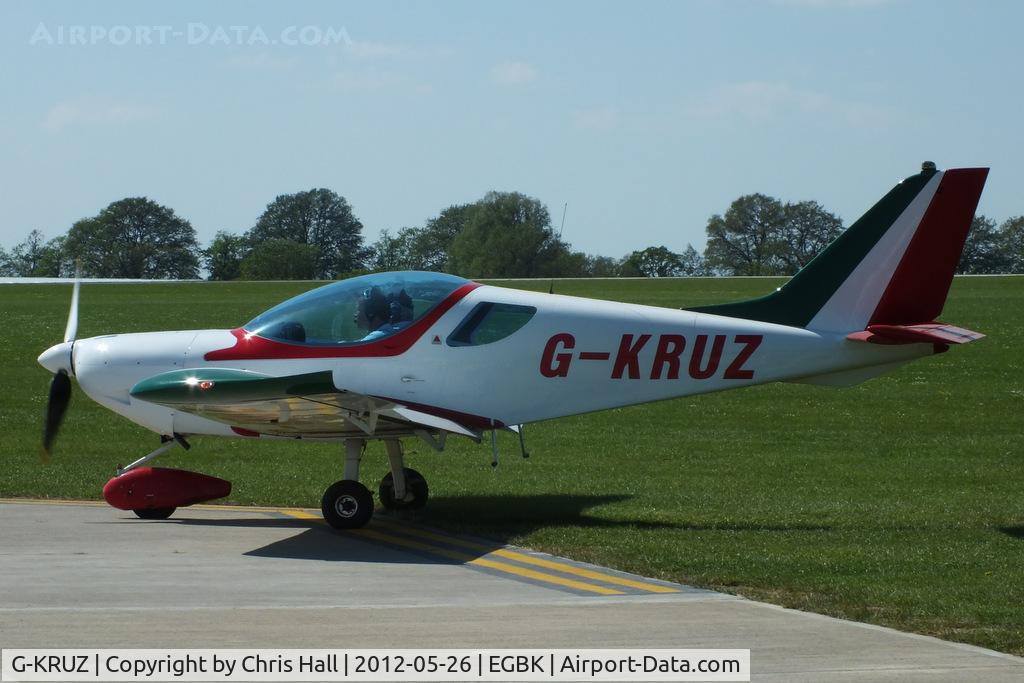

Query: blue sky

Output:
[1, 0, 1021, 259]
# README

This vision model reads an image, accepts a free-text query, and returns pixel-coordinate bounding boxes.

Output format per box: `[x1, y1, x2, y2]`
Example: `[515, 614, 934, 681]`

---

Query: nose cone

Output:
[38, 341, 73, 374]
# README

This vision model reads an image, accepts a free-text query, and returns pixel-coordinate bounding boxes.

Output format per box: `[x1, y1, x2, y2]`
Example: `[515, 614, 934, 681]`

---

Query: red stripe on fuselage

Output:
[205, 283, 481, 361]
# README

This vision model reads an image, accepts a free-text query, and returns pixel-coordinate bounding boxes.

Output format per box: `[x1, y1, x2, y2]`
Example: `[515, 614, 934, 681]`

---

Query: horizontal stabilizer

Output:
[847, 322, 984, 346]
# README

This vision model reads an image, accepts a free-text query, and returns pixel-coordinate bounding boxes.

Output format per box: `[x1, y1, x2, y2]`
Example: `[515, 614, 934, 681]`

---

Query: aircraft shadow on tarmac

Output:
[182, 494, 663, 564]
[164, 493, 830, 564]
[245, 528, 441, 564]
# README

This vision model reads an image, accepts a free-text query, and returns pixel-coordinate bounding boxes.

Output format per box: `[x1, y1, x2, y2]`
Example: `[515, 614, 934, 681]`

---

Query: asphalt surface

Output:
[1, 500, 1022, 681]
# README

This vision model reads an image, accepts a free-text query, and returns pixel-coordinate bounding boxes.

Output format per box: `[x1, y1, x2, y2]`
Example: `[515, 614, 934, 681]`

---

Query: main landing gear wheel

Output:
[379, 468, 429, 511]
[133, 507, 176, 520]
[321, 480, 374, 530]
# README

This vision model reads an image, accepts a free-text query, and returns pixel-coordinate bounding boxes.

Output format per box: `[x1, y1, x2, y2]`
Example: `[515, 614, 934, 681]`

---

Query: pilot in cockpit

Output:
[355, 286, 414, 341]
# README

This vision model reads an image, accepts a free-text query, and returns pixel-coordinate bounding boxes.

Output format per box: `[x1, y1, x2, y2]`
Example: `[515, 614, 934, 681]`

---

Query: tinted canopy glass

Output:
[245, 272, 470, 345]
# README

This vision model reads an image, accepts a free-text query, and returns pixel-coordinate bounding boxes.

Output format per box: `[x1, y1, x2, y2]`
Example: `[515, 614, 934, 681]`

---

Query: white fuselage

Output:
[67, 285, 931, 438]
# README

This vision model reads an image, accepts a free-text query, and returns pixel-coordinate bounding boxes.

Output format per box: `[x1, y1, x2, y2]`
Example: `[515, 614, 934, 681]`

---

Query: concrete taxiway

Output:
[1, 500, 1021, 681]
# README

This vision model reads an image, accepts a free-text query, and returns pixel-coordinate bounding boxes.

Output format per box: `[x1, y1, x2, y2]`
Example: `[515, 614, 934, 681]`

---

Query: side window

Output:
[448, 303, 537, 347]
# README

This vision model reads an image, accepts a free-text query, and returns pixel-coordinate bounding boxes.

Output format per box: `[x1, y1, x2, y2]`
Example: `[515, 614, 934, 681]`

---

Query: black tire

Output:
[378, 468, 429, 511]
[321, 480, 374, 529]
[133, 507, 176, 520]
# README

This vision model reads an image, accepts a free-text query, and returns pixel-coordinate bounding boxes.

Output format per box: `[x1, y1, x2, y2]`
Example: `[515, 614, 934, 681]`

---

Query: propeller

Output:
[64, 278, 79, 343]
[40, 276, 80, 458]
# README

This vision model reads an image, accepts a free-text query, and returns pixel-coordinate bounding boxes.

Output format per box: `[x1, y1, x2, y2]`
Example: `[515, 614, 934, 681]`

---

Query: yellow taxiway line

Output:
[372, 516, 680, 594]
[281, 510, 626, 596]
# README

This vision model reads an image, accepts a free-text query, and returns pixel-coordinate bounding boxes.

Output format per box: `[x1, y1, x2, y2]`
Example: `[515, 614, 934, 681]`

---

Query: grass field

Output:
[2, 276, 1022, 654]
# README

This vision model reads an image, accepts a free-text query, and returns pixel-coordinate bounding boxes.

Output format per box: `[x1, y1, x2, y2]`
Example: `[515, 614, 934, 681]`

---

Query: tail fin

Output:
[690, 163, 989, 332]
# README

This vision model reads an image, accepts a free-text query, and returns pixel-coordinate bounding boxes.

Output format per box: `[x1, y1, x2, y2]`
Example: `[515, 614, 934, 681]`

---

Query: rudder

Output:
[867, 168, 988, 325]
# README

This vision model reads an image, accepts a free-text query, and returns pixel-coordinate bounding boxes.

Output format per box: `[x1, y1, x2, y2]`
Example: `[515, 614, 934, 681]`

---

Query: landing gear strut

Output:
[320, 437, 430, 530]
[379, 439, 428, 510]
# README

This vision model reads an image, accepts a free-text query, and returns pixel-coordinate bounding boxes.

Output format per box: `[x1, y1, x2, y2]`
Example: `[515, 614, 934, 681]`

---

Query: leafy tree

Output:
[622, 246, 684, 277]
[549, 250, 590, 278]
[618, 254, 642, 277]
[703, 194, 787, 276]
[1000, 216, 1024, 273]
[64, 198, 200, 278]
[704, 194, 844, 275]
[370, 228, 420, 272]
[447, 192, 565, 278]
[0, 247, 13, 276]
[248, 189, 365, 278]
[779, 201, 843, 272]
[958, 216, 1008, 274]
[9, 230, 48, 275]
[415, 203, 477, 271]
[371, 203, 496, 273]
[240, 239, 318, 280]
[38, 235, 70, 277]
[585, 254, 620, 277]
[678, 244, 710, 276]
[204, 231, 248, 281]
[8, 230, 69, 277]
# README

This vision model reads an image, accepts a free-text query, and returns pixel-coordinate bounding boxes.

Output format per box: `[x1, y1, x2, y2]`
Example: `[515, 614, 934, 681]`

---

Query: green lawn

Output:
[1, 276, 1022, 654]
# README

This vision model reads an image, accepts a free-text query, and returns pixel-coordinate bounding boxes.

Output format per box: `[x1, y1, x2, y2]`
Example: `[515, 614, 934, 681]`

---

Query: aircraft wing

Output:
[129, 368, 481, 440]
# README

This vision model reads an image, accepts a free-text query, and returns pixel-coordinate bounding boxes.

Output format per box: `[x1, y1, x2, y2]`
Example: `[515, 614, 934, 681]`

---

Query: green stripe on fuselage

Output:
[688, 169, 935, 328]
[130, 368, 336, 405]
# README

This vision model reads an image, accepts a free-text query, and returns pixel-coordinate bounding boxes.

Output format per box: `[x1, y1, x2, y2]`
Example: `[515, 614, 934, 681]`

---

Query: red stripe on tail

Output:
[869, 168, 988, 325]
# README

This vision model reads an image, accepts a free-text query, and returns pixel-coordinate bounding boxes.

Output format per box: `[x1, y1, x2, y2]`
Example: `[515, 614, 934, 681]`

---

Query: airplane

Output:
[37, 162, 988, 530]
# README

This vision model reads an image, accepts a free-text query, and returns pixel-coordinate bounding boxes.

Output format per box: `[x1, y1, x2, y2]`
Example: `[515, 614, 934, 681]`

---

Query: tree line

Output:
[2, 189, 1021, 279]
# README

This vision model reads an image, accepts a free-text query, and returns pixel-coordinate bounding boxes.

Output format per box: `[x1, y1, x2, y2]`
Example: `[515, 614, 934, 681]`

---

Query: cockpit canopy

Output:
[244, 272, 471, 345]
